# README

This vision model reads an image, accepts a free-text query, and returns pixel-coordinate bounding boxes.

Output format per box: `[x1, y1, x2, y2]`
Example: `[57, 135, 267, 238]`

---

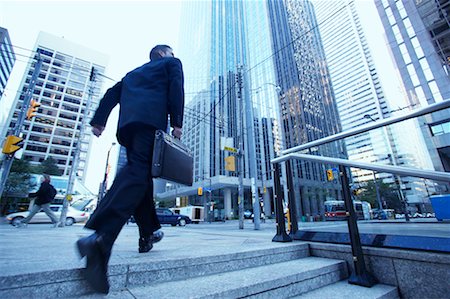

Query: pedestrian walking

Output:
[76, 45, 184, 294]
[17, 174, 59, 227]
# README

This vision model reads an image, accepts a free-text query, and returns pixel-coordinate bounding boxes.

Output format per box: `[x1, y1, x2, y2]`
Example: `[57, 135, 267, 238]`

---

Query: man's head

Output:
[41, 174, 51, 183]
[149, 45, 174, 61]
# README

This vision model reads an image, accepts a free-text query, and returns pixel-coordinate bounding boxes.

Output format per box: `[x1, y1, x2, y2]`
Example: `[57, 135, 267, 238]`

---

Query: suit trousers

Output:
[85, 125, 161, 250]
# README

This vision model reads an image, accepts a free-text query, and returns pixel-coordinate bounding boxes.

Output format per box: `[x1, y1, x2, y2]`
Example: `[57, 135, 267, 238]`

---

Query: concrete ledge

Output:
[126, 243, 309, 287]
[0, 243, 309, 298]
[294, 280, 399, 299]
[124, 257, 347, 299]
[308, 242, 450, 299]
[296, 231, 450, 252]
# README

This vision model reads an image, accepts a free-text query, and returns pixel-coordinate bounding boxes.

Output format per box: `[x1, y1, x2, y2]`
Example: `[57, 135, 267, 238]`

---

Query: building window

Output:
[414, 86, 427, 106]
[386, 7, 396, 25]
[396, 1, 407, 19]
[399, 43, 411, 64]
[430, 121, 450, 136]
[411, 37, 424, 58]
[428, 81, 443, 102]
[407, 64, 420, 86]
[403, 18, 415, 38]
[419, 58, 434, 81]
[392, 25, 403, 43]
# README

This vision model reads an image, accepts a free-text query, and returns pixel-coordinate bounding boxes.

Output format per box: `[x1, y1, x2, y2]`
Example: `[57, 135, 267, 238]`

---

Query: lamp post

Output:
[99, 142, 116, 203]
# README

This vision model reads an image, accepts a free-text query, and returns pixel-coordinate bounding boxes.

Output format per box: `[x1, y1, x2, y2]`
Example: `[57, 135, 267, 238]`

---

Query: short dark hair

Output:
[149, 45, 172, 60]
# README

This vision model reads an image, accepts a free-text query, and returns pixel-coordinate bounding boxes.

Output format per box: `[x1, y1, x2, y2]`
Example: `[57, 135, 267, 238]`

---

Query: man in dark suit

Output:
[77, 45, 184, 294]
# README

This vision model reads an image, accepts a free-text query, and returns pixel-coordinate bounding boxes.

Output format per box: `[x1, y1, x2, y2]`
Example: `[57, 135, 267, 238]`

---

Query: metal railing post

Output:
[339, 165, 377, 287]
[286, 160, 300, 239]
[272, 162, 292, 242]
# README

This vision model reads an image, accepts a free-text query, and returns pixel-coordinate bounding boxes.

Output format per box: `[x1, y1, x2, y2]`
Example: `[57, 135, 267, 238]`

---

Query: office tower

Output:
[313, 0, 427, 208]
[158, 0, 282, 219]
[267, 0, 344, 218]
[4, 32, 108, 181]
[0, 27, 16, 99]
[376, 0, 450, 198]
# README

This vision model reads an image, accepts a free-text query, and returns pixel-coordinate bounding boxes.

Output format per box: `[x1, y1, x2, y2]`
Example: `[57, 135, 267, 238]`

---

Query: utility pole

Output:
[242, 66, 260, 230]
[237, 66, 244, 230]
[59, 67, 97, 226]
[0, 54, 43, 199]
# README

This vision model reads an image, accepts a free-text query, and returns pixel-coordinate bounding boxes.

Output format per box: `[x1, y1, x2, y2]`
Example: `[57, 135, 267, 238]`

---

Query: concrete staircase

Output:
[1, 243, 398, 298]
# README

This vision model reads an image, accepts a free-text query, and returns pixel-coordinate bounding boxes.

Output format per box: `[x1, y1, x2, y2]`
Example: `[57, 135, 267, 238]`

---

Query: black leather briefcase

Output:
[152, 130, 193, 186]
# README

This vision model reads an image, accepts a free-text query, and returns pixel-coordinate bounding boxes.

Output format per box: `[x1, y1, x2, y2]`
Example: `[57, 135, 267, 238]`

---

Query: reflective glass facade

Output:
[267, 0, 344, 218]
[169, 0, 282, 217]
[313, 0, 428, 207]
[376, 0, 450, 198]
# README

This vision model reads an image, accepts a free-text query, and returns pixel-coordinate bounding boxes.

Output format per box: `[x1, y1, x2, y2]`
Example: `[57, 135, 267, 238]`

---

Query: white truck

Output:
[171, 206, 204, 223]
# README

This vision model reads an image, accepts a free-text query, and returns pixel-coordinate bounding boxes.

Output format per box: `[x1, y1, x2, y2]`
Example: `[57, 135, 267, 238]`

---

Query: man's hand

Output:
[92, 125, 105, 137]
[172, 127, 182, 139]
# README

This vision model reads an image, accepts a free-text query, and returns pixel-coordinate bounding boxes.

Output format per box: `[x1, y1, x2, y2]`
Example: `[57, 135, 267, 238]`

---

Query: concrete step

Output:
[293, 280, 399, 299]
[0, 243, 310, 298]
[76, 257, 348, 299]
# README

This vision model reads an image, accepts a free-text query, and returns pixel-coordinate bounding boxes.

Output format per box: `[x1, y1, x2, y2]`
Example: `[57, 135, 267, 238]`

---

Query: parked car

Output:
[156, 208, 191, 226]
[6, 205, 89, 226]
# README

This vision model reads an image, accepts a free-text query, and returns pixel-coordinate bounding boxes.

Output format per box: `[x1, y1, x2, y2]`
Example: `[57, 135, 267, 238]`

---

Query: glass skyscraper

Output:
[157, 0, 346, 221]
[312, 0, 429, 208]
[376, 0, 450, 198]
[157, 0, 283, 218]
[3, 32, 108, 181]
[267, 0, 344, 218]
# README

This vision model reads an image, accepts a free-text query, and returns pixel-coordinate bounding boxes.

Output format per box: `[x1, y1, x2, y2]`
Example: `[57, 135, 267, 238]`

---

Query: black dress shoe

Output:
[139, 231, 164, 253]
[77, 233, 110, 294]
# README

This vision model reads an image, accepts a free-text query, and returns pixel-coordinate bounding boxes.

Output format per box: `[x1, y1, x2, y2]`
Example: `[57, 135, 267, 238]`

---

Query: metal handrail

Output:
[270, 99, 450, 288]
[280, 100, 450, 156]
[272, 153, 450, 182]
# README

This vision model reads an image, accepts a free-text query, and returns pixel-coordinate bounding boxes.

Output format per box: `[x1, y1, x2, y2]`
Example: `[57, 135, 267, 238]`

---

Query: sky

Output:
[0, 0, 182, 193]
[0, 0, 409, 194]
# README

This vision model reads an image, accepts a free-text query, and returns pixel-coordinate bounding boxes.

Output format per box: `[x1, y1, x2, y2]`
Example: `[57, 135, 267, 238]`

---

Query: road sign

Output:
[225, 156, 236, 171]
[224, 146, 237, 153]
[2, 135, 23, 154]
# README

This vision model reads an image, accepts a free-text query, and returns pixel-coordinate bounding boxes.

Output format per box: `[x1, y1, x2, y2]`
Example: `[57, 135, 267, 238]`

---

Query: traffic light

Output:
[89, 67, 96, 81]
[197, 187, 203, 196]
[225, 156, 236, 172]
[26, 100, 41, 120]
[326, 169, 334, 181]
[2, 135, 23, 155]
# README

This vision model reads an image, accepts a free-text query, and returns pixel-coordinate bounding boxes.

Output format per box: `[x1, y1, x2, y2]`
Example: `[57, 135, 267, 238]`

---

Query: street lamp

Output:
[99, 142, 116, 202]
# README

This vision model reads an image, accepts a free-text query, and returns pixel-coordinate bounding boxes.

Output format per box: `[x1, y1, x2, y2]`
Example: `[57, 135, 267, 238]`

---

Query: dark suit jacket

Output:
[90, 57, 184, 145]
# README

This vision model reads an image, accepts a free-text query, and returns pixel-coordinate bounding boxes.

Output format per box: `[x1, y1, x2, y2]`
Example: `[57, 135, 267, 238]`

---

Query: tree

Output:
[358, 179, 403, 212]
[3, 158, 35, 197]
[40, 157, 62, 175]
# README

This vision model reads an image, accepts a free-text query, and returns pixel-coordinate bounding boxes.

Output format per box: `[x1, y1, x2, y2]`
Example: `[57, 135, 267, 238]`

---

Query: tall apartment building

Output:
[0, 27, 16, 99]
[266, 0, 344, 218]
[376, 0, 450, 198]
[3, 32, 108, 181]
[313, 0, 427, 207]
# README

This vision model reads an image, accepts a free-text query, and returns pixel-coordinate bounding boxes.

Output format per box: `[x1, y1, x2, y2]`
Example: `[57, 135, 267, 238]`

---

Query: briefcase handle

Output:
[156, 130, 192, 155]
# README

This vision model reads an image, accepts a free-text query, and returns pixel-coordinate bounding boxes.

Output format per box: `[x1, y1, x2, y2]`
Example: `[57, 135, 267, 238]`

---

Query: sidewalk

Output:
[0, 220, 282, 277]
